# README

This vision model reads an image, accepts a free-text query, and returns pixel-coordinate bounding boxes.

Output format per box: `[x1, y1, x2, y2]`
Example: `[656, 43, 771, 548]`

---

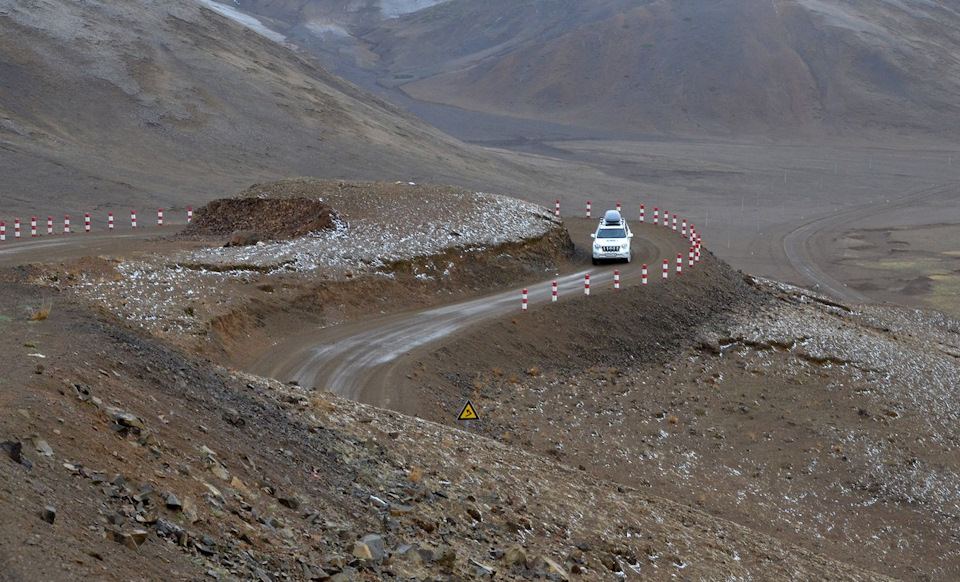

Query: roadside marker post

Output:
[639, 205, 644, 223]
[677, 253, 683, 275]
[521, 288, 528, 312]
[614, 270, 620, 290]
[46, 217, 52, 235]
[552, 281, 558, 302]
[108, 213, 114, 230]
[682, 218, 688, 238]
[13, 219, 19, 239]
[85, 213, 91, 233]
[0, 222, 5, 242]
[30, 217, 36, 237]
[188, 206, 193, 223]
[584, 273, 590, 295]
[131, 210, 137, 228]
[64, 215, 70, 234]
[586, 200, 591, 218]
[158, 208, 163, 227]
[663, 210, 669, 228]
[642, 264, 648, 285]
[654, 207, 659, 226]
[555, 200, 560, 218]
[672, 214, 678, 232]
[689, 247, 695, 269]
[616, 202, 622, 215]
[662, 260, 668, 280]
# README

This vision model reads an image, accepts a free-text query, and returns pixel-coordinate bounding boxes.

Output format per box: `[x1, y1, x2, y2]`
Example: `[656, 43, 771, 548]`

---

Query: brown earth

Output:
[182, 197, 338, 241]
[2, 183, 956, 580]
[3, 2, 960, 580]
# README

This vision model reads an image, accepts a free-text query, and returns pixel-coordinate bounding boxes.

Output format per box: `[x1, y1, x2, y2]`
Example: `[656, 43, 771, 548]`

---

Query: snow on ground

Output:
[74, 190, 559, 338]
[380, 0, 452, 19]
[198, 0, 288, 44]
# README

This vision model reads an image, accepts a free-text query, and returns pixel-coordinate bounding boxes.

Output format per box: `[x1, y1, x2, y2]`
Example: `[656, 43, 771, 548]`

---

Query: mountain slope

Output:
[0, 0, 571, 218]
[239, 0, 960, 140]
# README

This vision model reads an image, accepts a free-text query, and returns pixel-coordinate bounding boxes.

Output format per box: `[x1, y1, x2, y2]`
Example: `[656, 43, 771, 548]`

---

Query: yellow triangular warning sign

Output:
[457, 400, 479, 421]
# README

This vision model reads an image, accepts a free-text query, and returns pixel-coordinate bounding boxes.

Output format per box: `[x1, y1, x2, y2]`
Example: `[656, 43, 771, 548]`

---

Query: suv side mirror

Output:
[628, 233, 634, 238]
[590, 233, 596, 239]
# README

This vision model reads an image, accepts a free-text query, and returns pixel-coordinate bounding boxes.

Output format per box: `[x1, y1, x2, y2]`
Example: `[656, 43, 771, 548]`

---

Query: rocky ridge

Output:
[1, 182, 949, 581]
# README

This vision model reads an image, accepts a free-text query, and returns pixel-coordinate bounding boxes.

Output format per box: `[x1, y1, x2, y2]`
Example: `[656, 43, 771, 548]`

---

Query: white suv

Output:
[591, 210, 633, 265]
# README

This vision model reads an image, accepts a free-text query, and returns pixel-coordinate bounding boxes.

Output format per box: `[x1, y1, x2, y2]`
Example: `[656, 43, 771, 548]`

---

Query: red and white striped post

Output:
[521, 288, 528, 312]
[187, 206, 193, 223]
[676, 253, 683, 275]
[616, 202, 622, 215]
[555, 200, 560, 218]
[681, 218, 687, 238]
[689, 247, 695, 269]
[639, 205, 645, 223]
[642, 264, 648, 285]
[0, 222, 4, 242]
[653, 207, 659, 226]
[64, 215, 70, 234]
[14, 219, 20, 239]
[663, 210, 669, 228]
[157, 208, 163, 227]
[614, 270, 620, 290]
[662, 259, 669, 280]
[584, 273, 590, 296]
[552, 280, 558, 302]
[696, 237, 702, 263]
[672, 214, 678, 232]
[586, 200, 591, 218]
[131, 210, 137, 228]
[108, 212, 114, 230]
[84, 213, 91, 233]
[46, 216, 53, 235]
[30, 217, 37, 237]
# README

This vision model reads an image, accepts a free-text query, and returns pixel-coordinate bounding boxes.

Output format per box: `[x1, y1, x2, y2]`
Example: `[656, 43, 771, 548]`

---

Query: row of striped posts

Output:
[529, 200, 704, 310]
[0, 208, 194, 241]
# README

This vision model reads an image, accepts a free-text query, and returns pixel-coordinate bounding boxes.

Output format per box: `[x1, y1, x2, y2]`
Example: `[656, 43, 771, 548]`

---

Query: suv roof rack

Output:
[602, 209, 623, 225]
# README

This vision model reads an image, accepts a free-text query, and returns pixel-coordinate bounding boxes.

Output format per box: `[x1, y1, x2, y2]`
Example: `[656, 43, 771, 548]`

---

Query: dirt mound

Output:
[181, 196, 337, 240]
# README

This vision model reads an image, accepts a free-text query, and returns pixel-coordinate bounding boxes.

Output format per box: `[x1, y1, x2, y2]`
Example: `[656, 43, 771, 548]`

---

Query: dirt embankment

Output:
[402, 248, 767, 425]
[182, 196, 338, 241]
[208, 223, 578, 367]
[169, 179, 579, 365]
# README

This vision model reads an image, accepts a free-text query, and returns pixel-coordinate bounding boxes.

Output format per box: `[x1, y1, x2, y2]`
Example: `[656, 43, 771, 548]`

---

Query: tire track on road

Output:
[249, 219, 693, 405]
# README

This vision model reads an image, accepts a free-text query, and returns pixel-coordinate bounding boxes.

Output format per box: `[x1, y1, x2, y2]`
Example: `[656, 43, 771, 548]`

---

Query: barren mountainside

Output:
[0, 0, 576, 218]
[236, 0, 960, 140]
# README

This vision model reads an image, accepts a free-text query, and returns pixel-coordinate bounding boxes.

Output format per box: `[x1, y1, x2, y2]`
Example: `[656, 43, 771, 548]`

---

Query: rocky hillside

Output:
[0, 186, 908, 581]
[4, 183, 957, 579]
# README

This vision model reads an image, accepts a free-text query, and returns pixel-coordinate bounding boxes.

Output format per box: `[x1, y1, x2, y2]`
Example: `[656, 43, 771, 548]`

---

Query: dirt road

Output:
[0, 224, 190, 267]
[782, 182, 959, 302]
[247, 218, 695, 406]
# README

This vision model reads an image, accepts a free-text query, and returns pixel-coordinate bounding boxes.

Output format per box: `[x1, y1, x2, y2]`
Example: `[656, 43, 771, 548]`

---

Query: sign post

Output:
[457, 400, 479, 433]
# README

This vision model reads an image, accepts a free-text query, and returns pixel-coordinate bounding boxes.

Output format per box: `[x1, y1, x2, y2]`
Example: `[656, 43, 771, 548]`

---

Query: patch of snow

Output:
[305, 21, 350, 41]
[380, 0, 451, 19]
[198, 0, 287, 44]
